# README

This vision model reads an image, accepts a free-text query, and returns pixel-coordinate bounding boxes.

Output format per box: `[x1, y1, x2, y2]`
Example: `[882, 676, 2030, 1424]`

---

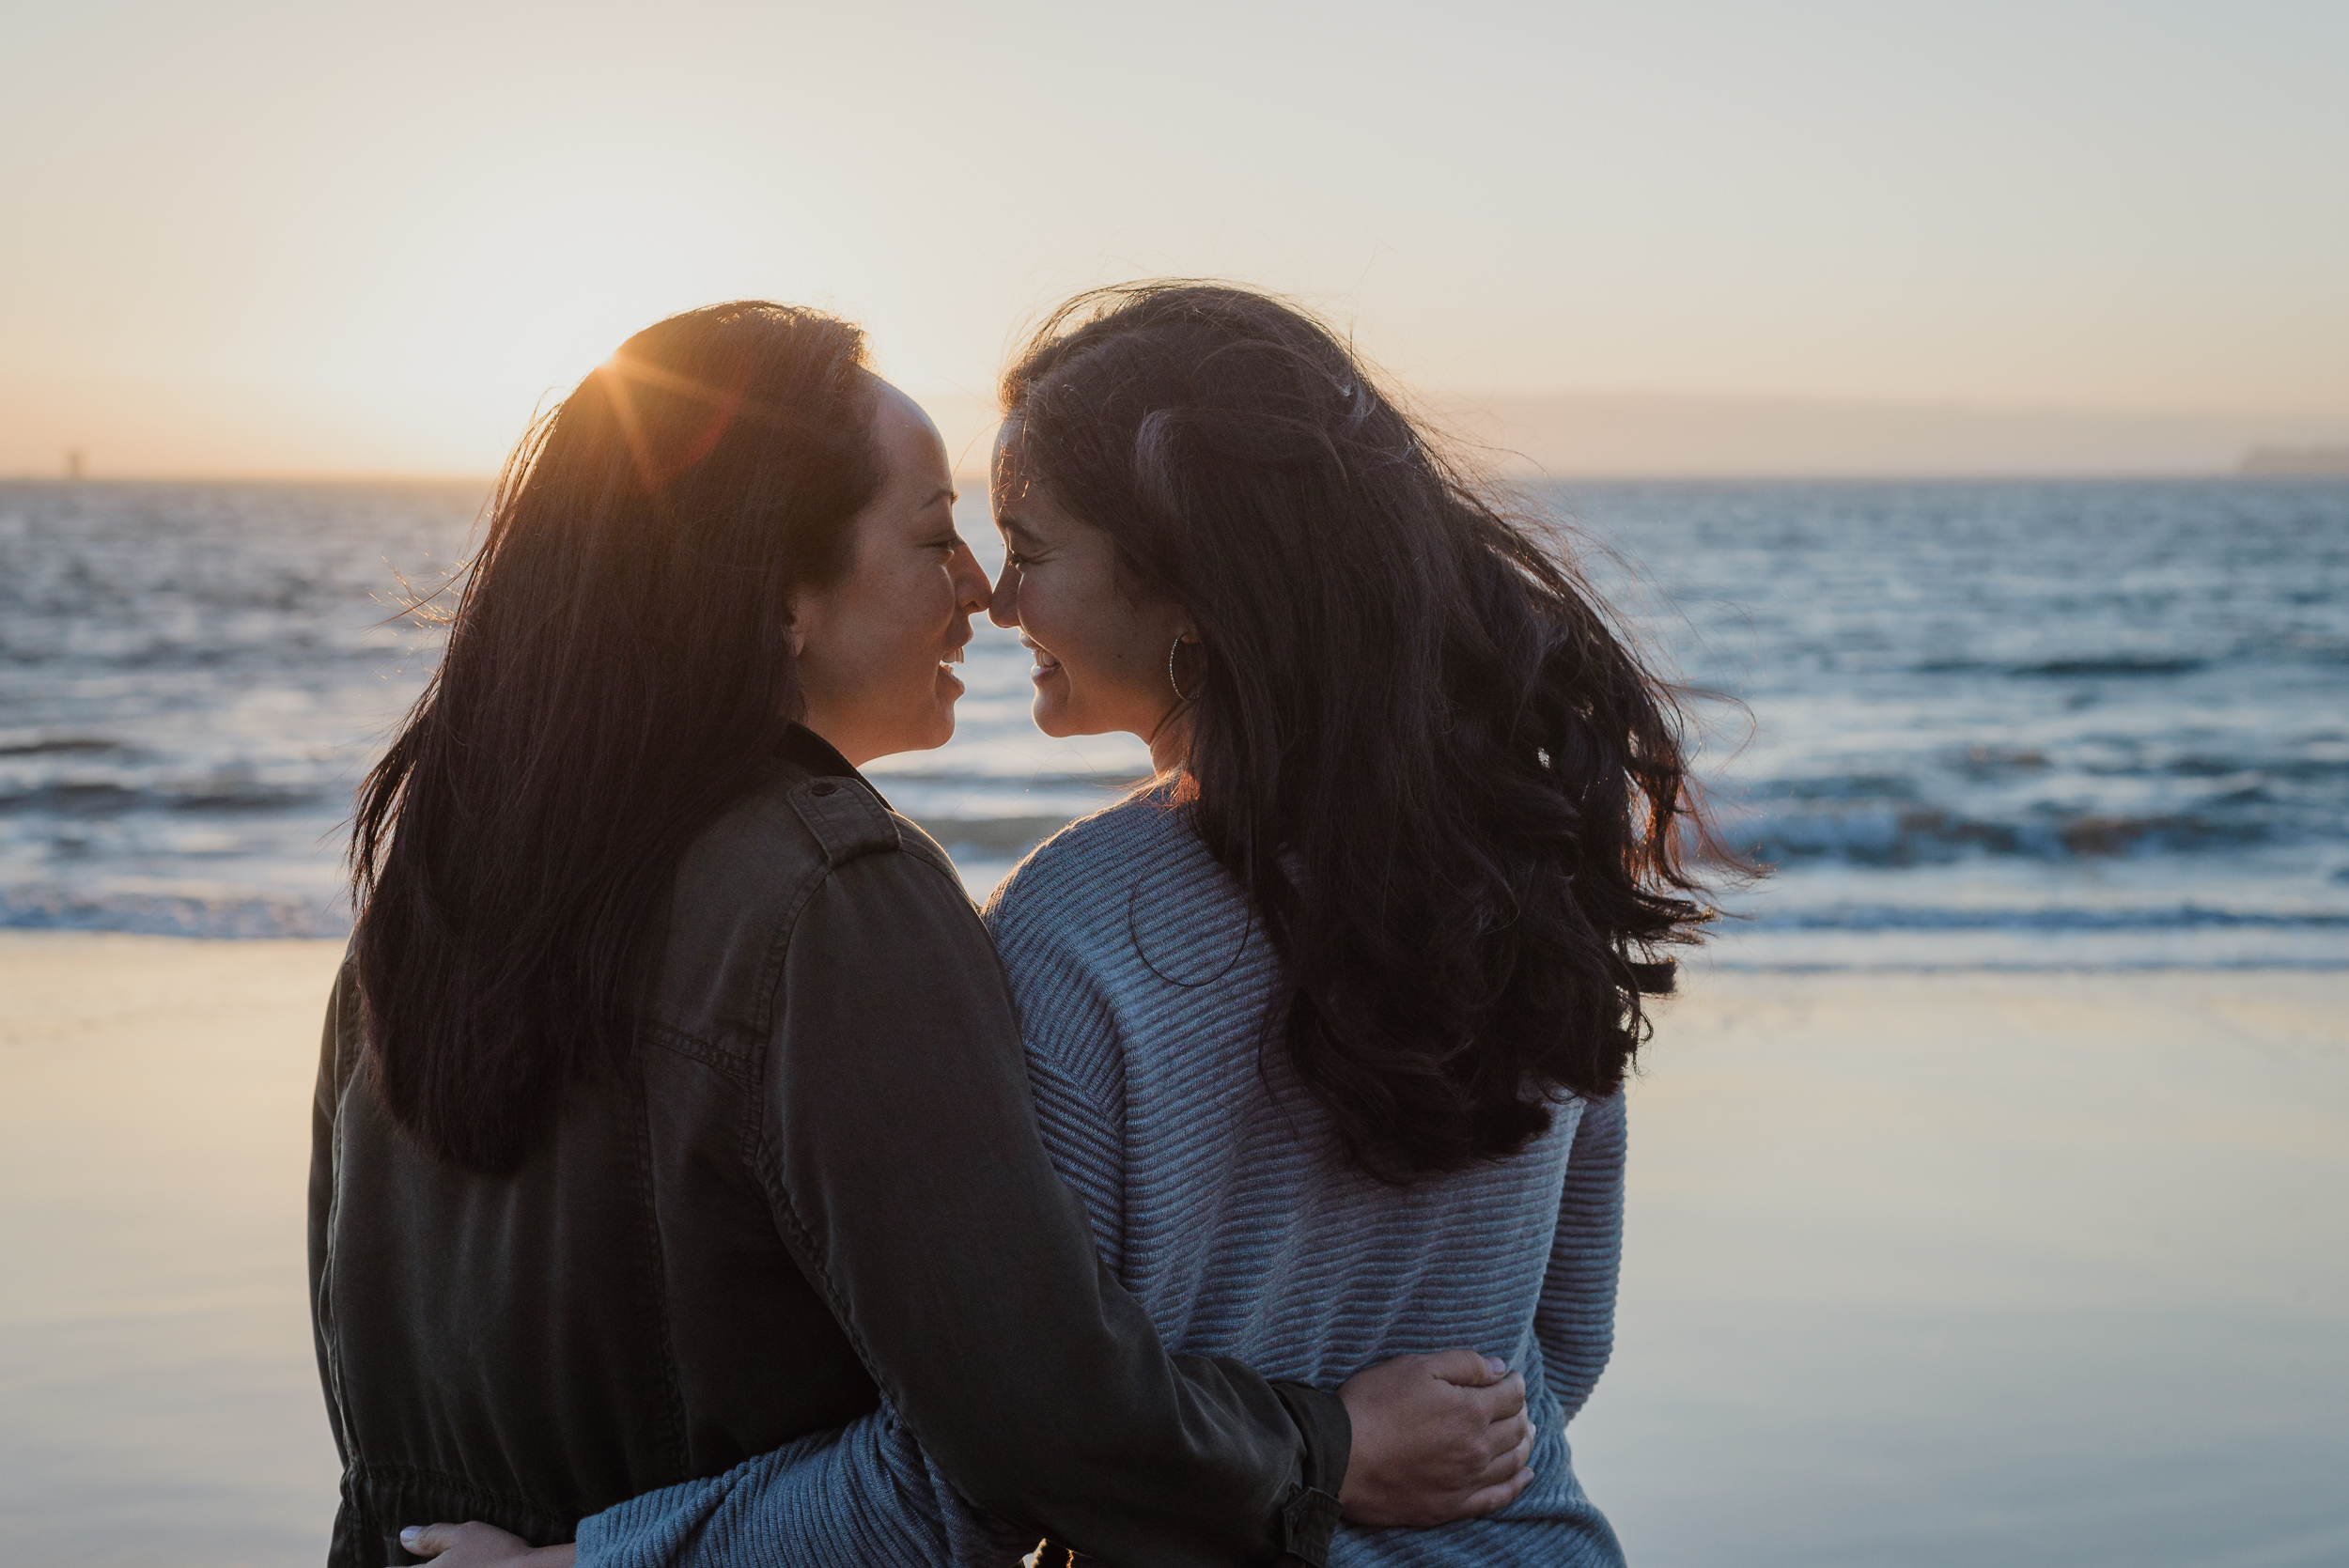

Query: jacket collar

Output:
[779, 723, 890, 807]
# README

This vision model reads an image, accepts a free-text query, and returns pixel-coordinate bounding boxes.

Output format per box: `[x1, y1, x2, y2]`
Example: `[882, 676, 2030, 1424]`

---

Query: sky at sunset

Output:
[3, 0, 2344, 477]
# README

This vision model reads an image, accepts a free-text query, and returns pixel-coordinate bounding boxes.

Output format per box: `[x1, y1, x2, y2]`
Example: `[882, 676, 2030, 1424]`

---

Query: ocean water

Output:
[2, 476, 2343, 969]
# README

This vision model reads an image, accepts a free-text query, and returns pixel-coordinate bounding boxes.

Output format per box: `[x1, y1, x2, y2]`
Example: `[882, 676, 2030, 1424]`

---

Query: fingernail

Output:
[1485, 1356, 1506, 1376]
[400, 1527, 421, 1549]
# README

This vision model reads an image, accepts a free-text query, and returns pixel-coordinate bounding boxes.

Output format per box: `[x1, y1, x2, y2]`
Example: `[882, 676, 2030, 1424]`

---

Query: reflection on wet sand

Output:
[2, 934, 344, 1567]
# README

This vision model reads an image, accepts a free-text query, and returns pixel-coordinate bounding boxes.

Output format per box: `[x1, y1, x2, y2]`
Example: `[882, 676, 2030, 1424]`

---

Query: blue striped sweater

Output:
[578, 790, 1627, 1566]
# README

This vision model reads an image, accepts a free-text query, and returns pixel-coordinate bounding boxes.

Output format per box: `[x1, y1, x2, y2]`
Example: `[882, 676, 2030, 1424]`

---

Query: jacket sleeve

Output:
[1533, 1090, 1627, 1423]
[589, 843, 1335, 1568]
[309, 955, 358, 1467]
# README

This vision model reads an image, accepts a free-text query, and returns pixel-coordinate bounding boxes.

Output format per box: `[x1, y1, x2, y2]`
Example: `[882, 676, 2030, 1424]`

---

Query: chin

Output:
[1029, 698, 1077, 738]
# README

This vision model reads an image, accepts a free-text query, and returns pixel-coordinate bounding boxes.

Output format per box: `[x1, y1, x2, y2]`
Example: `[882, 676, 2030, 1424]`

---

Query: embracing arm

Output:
[742, 847, 1338, 1563]
[399, 846, 1327, 1568]
[412, 843, 1528, 1568]
[1533, 1090, 1628, 1422]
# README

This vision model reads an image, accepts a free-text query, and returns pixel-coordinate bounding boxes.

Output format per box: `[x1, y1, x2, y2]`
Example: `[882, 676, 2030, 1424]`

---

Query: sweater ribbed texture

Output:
[578, 792, 1627, 1567]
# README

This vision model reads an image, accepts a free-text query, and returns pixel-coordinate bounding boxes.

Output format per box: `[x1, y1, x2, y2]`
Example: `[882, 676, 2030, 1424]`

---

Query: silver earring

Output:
[1168, 634, 1201, 703]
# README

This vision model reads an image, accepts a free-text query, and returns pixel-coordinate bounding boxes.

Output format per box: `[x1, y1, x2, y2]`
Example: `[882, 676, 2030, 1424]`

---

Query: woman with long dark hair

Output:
[537, 283, 1719, 1566]
[311, 299, 1539, 1568]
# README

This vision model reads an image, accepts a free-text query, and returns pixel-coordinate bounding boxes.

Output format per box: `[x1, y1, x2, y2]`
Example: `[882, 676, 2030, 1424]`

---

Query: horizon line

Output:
[12, 465, 2348, 487]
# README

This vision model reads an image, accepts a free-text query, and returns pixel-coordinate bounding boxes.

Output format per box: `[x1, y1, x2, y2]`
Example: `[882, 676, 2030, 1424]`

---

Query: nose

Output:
[988, 557, 1019, 629]
[951, 538, 991, 616]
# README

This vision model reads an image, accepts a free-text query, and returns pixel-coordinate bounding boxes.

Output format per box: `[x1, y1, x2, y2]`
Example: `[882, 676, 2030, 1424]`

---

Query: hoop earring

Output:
[1168, 634, 1201, 703]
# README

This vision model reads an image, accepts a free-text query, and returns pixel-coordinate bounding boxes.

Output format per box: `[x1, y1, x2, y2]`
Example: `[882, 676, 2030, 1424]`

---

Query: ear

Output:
[784, 591, 817, 658]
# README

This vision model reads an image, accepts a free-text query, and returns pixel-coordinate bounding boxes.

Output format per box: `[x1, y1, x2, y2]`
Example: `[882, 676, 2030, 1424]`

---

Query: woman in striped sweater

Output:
[952, 283, 1716, 1564]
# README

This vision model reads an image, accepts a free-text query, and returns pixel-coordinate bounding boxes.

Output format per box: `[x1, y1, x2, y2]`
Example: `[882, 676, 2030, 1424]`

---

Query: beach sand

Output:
[3, 935, 2343, 1567]
[3, 934, 348, 1568]
[1576, 964, 2349, 1567]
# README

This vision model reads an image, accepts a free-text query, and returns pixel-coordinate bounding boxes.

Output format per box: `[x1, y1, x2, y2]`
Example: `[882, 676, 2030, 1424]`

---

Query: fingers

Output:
[1482, 1409, 1532, 1462]
[1468, 1369, 1528, 1422]
[1332, 1349, 1548, 1528]
[1463, 1414, 1539, 1518]
[1421, 1347, 1508, 1388]
[402, 1524, 459, 1559]
[1499, 1420, 1535, 1479]
[1459, 1466, 1537, 1518]
[397, 1520, 537, 1565]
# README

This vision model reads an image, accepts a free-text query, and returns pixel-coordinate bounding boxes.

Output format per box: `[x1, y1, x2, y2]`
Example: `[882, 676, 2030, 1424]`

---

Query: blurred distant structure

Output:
[65, 446, 85, 480]
[2238, 445, 2349, 475]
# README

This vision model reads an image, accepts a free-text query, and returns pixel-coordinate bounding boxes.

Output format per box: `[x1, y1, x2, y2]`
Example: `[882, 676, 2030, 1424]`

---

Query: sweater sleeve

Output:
[1533, 1091, 1627, 1423]
[1020, 1046, 1128, 1277]
[574, 1405, 1026, 1568]
[991, 891, 1131, 1276]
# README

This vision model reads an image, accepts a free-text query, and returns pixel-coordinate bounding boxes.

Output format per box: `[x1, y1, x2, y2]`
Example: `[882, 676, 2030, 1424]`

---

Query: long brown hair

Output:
[1004, 283, 1724, 1181]
[349, 302, 879, 1172]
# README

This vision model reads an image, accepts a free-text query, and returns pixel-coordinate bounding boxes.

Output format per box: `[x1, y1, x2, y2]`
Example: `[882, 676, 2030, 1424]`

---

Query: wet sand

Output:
[3, 935, 2343, 1567]
[2, 934, 347, 1568]
[1577, 964, 2349, 1566]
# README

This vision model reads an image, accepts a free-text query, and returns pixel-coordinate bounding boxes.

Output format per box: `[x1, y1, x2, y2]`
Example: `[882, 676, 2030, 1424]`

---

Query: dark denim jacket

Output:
[310, 728, 1345, 1567]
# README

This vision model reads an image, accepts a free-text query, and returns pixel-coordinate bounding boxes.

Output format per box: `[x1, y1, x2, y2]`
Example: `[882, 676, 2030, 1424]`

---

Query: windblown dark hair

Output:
[1003, 282, 1727, 1182]
[349, 301, 879, 1173]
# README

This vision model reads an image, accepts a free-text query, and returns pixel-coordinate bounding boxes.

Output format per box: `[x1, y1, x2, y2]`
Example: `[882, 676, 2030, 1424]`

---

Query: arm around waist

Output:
[754, 841, 1341, 1565]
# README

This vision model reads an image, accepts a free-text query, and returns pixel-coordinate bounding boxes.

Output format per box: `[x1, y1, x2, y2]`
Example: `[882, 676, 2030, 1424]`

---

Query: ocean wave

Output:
[0, 737, 138, 759]
[910, 815, 1073, 855]
[1910, 656, 2212, 677]
[0, 782, 327, 816]
[2014, 655, 2209, 678]
[1741, 902, 2349, 934]
[0, 885, 350, 939]
[1904, 651, 2349, 679]
[1701, 927, 2349, 972]
[12, 882, 2333, 953]
[1728, 804, 2276, 865]
[0, 640, 407, 673]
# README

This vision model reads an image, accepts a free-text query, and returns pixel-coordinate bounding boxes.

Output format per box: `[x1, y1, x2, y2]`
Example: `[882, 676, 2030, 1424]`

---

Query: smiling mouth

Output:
[939, 646, 966, 670]
[1020, 639, 1062, 678]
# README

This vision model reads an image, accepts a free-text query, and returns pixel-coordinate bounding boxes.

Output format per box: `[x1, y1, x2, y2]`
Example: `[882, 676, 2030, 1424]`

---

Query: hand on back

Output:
[1337, 1349, 1536, 1527]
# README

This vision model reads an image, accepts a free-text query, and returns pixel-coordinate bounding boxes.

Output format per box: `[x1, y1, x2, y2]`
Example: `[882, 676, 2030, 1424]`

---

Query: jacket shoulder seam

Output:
[625, 1053, 693, 1475]
[639, 1020, 757, 1088]
[749, 841, 835, 1040]
[785, 775, 900, 865]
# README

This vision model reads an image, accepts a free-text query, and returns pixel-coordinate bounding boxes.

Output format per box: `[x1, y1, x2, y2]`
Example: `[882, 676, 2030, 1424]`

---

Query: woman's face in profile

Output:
[988, 420, 1190, 750]
[789, 379, 990, 766]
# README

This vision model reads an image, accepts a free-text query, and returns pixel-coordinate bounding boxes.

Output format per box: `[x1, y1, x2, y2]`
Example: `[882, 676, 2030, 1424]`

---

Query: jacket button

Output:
[811, 781, 838, 797]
